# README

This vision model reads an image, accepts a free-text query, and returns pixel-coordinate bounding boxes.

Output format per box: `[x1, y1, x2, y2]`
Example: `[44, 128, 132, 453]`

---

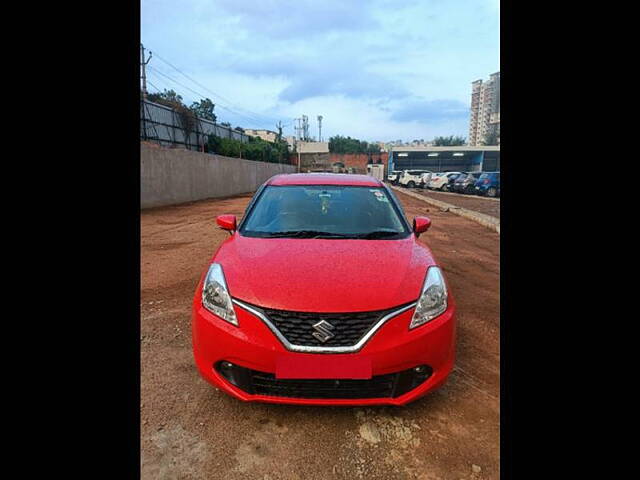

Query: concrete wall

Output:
[295, 153, 332, 171]
[329, 153, 388, 174]
[141, 142, 296, 209]
[289, 152, 388, 174]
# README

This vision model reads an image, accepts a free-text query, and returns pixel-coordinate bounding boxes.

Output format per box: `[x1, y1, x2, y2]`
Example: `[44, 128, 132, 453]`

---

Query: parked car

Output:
[387, 170, 402, 185]
[442, 172, 464, 192]
[473, 172, 500, 197]
[428, 172, 463, 191]
[192, 173, 456, 406]
[418, 171, 435, 189]
[399, 170, 433, 188]
[451, 172, 481, 194]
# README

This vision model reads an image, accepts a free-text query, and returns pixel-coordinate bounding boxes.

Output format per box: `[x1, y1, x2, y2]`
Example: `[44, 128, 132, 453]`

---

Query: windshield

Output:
[240, 185, 410, 239]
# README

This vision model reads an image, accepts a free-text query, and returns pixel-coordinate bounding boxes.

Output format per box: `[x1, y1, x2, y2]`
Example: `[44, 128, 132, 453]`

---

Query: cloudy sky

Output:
[141, 0, 499, 143]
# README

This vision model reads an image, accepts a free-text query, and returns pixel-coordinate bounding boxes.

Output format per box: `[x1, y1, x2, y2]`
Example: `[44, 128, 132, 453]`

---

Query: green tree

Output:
[329, 135, 381, 154]
[189, 98, 217, 122]
[207, 134, 289, 164]
[147, 89, 184, 108]
[433, 135, 466, 146]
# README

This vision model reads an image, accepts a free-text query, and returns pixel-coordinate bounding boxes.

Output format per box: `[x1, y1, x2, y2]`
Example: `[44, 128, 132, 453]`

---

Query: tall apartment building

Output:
[468, 72, 500, 146]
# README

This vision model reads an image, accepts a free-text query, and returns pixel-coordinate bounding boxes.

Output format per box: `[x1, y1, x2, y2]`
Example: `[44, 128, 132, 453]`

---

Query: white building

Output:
[244, 129, 279, 143]
[468, 72, 500, 146]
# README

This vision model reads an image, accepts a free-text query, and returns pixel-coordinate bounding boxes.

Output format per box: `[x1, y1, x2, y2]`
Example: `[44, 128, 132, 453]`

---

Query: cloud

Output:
[228, 46, 412, 103]
[213, 0, 378, 38]
[390, 99, 469, 124]
[278, 71, 409, 103]
[142, 0, 498, 141]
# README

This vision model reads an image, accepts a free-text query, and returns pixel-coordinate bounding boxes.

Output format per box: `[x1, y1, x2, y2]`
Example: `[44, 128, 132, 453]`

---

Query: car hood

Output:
[212, 234, 436, 312]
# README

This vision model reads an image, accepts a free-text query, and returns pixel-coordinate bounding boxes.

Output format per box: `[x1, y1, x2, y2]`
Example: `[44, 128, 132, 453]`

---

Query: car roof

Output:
[267, 173, 383, 187]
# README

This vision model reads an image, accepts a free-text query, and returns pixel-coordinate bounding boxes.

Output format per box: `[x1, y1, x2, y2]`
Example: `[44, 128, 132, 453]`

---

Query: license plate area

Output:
[275, 354, 372, 379]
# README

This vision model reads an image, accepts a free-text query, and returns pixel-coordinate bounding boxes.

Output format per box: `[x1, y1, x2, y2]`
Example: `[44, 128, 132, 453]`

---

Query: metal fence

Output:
[140, 99, 249, 150]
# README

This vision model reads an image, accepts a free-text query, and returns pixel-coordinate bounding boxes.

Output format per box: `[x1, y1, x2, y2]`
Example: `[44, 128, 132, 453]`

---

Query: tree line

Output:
[206, 135, 289, 164]
[328, 135, 381, 154]
[147, 89, 218, 123]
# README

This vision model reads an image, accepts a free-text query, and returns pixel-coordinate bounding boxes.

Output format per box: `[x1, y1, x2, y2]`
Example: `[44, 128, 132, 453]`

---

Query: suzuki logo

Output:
[312, 320, 335, 343]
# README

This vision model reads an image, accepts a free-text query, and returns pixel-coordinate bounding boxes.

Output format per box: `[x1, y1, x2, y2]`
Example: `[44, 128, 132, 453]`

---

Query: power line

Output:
[153, 51, 282, 125]
[147, 66, 274, 129]
[146, 80, 163, 93]
[149, 67, 276, 129]
[151, 51, 282, 125]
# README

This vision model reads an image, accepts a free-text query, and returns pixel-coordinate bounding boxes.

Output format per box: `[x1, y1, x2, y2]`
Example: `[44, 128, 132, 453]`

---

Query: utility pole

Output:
[140, 43, 152, 99]
[275, 121, 283, 163]
[317, 115, 323, 142]
[294, 118, 301, 141]
[302, 115, 309, 141]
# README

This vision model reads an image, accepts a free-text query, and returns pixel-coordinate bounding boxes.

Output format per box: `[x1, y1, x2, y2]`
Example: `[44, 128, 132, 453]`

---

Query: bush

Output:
[207, 134, 289, 163]
[328, 135, 381, 154]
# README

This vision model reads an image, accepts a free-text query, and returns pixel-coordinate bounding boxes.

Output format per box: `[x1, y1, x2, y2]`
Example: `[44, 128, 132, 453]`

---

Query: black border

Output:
[29, 2, 142, 475]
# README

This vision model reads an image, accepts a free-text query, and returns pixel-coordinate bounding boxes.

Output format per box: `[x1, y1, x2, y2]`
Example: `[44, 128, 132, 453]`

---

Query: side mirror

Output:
[216, 215, 237, 233]
[413, 216, 431, 237]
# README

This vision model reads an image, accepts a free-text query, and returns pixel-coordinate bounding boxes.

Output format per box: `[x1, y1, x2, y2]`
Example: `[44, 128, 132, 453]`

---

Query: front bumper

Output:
[192, 299, 456, 406]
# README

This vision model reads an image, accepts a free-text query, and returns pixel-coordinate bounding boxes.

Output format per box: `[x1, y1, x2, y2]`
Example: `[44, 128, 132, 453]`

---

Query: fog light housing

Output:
[393, 364, 433, 397]
[215, 361, 253, 393]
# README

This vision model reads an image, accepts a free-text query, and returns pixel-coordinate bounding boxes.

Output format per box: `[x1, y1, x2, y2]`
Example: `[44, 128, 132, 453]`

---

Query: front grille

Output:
[257, 304, 408, 347]
[251, 371, 397, 399]
[215, 362, 433, 400]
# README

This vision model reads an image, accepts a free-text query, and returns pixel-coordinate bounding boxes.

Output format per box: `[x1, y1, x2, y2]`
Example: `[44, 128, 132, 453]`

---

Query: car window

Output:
[241, 185, 410, 239]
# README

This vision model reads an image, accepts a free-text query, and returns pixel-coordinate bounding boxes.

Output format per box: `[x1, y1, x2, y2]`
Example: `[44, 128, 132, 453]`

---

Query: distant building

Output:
[244, 129, 279, 143]
[296, 141, 329, 154]
[284, 136, 297, 151]
[469, 72, 500, 146]
[389, 145, 500, 173]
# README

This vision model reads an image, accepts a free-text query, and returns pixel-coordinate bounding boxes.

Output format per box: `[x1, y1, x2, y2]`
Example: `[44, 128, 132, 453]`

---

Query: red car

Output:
[192, 173, 456, 406]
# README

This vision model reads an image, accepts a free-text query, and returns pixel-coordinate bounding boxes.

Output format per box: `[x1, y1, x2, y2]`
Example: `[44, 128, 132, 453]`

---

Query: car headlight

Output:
[409, 266, 448, 329]
[202, 263, 238, 326]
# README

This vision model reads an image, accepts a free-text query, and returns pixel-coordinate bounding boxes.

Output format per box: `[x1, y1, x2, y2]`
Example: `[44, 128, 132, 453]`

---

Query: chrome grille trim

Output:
[231, 299, 417, 354]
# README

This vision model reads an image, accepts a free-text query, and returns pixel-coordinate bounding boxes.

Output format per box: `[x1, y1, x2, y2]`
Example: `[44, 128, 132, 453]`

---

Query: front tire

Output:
[487, 187, 497, 197]
[407, 181, 415, 188]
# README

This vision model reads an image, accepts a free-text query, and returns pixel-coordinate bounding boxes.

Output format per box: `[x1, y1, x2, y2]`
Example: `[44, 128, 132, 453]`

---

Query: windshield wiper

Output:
[351, 230, 403, 239]
[263, 230, 351, 238]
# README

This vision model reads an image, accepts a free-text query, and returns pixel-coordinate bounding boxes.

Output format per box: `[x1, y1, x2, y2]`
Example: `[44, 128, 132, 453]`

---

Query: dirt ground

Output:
[141, 190, 500, 480]
[406, 188, 500, 219]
